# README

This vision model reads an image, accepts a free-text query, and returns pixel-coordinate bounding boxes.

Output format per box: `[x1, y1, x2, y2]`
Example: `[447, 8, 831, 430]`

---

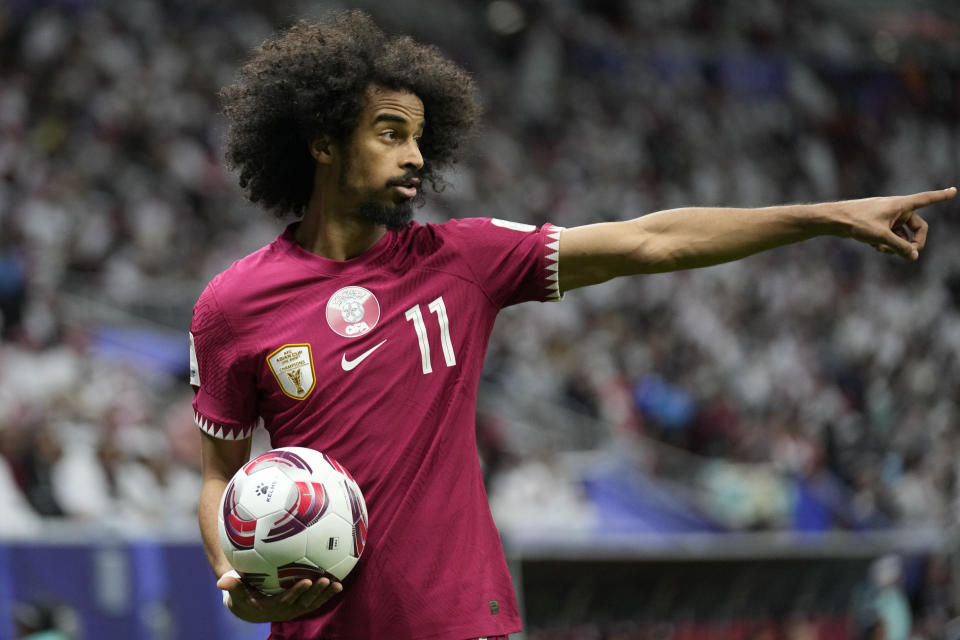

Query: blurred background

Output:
[1, 0, 959, 638]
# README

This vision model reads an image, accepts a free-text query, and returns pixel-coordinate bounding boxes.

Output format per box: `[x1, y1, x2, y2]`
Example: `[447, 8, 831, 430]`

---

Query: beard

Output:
[356, 198, 416, 231]
[340, 155, 422, 231]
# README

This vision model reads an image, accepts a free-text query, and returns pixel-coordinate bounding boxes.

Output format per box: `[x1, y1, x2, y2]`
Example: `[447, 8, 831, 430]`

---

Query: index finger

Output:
[905, 187, 957, 209]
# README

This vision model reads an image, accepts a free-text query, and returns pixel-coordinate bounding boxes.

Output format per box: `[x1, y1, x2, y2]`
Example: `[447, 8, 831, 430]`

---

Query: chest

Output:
[248, 269, 493, 423]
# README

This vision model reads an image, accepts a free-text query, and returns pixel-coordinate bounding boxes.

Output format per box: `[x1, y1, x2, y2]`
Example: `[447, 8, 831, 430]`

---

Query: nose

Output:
[402, 138, 424, 170]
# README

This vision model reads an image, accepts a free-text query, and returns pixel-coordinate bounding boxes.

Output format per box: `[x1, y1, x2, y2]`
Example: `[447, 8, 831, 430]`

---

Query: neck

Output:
[295, 189, 386, 261]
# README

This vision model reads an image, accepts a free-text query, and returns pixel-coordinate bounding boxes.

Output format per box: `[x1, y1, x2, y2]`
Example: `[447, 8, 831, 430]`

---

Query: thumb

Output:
[217, 570, 243, 591]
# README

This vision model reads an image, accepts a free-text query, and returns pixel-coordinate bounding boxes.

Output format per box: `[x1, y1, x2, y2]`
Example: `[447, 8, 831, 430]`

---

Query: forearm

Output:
[630, 203, 842, 272]
[198, 431, 251, 578]
[559, 202, 847, 290]
[199, 477, 234, 578]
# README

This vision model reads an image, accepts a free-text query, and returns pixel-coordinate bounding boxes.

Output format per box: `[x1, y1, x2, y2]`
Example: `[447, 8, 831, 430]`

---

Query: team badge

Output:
[326, 286, 381, 338]
[266, 344, 316, 400]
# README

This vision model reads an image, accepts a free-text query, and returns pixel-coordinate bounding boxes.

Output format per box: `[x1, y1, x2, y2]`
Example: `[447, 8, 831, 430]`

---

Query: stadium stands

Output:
[1, 0, 958, 637]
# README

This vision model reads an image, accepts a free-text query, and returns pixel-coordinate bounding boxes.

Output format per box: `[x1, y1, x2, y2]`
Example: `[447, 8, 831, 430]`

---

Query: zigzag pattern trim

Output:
[194, 410, 257, 440]
[544, 223, 565, 302]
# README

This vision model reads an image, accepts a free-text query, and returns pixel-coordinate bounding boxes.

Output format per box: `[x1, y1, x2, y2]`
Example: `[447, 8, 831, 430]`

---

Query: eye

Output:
[380, 130, 398, 141]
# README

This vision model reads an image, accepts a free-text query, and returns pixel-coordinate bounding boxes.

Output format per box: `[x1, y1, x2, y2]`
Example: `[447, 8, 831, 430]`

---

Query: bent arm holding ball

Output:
[199, 432, 250, 581]
[198, 432, 343, 623]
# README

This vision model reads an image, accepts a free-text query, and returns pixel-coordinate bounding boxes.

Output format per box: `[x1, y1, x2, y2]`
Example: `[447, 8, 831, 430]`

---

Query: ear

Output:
[309, 137, 333, 164]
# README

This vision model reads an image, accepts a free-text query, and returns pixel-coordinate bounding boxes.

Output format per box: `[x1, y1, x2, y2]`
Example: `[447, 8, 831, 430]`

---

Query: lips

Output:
[394, 185, 417, 199]
[391, 178, 420, 199]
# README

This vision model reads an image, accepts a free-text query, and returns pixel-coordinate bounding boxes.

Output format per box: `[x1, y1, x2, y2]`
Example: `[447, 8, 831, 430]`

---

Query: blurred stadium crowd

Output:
[1, 0, 959, 635]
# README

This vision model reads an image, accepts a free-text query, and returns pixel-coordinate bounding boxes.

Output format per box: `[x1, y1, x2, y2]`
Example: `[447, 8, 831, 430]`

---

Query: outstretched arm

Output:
[558, 188, 956, 292]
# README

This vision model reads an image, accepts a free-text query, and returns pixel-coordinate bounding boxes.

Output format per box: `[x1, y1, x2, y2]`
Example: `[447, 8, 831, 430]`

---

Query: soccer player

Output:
[192, 10, 955, 640]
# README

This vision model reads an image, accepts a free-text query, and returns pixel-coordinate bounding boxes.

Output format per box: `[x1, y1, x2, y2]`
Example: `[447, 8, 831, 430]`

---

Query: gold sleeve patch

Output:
[266, 344, 317, 400]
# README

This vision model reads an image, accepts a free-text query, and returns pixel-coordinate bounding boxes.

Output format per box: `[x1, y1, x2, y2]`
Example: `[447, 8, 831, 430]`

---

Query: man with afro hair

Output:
[192, 9, 955, 640]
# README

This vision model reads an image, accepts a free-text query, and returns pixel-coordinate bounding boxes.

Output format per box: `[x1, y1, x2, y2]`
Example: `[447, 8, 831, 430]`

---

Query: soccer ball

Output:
[217, 447, 369, 594]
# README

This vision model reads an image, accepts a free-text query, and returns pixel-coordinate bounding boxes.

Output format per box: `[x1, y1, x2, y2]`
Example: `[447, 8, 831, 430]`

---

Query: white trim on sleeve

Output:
[194, 411, 258, 440]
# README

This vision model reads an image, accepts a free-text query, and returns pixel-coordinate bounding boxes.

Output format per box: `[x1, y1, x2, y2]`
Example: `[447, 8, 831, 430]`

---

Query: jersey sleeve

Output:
[444, 218, 564, 308]
[189, 282, 259, 440]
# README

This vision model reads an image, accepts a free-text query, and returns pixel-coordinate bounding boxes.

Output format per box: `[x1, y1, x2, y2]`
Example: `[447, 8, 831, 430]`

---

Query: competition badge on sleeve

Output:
[267, 344, 317, 400]
[326, 286, 381, 338]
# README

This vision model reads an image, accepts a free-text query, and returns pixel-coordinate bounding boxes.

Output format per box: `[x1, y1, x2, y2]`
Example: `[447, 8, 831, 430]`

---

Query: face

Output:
[337, 85, 425, 230]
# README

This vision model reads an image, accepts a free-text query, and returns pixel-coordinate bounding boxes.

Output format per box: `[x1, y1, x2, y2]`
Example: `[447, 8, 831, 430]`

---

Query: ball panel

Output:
[256, 516, 308, 567]
[287, 479, 331, 528]
[252, 447, 334, 480]
[322, 476, 352, 519]
[277, 560, 327, 590]
[304, 512, 356, 574]
[238, 466, 297, 519]
[230, 548, 273, 575]
[242, 572, 281, 595]
[342, 476, 369, 558]
[319, 475, 367, 559]
[221, 482, 258, 551]
[233, 548, 283, 595]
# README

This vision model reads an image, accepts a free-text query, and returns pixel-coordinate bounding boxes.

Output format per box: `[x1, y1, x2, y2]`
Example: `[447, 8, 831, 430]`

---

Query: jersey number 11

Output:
[404, 296, 456, 374]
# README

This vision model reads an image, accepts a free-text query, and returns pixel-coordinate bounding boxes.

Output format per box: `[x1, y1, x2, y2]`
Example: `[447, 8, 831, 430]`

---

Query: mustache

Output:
[385, 171, 421, 188]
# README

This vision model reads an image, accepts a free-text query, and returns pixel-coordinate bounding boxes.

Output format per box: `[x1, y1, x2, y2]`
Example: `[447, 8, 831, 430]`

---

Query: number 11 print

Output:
[404, 296, 456, 374]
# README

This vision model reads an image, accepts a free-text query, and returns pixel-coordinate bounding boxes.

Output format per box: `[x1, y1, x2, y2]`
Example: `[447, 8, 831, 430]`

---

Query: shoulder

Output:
[386, 218, 501, 267]
[193, 231, 293, 323]
[424, 217, 537, 236]
[396, 217, 537, 251]
[390, 218, 554, 271]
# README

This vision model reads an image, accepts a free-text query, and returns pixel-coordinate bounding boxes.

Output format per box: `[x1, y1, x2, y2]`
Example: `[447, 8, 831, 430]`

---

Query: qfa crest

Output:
[266, 344, 316, 400]
[326, 286, 381, 338]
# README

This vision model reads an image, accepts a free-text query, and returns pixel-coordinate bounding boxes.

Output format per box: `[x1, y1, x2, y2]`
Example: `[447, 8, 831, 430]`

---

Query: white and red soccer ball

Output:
[217, 447, 369, 594]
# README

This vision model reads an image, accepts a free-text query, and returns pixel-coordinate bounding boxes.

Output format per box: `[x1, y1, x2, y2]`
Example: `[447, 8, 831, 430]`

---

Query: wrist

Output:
[808, 201, 852, 237]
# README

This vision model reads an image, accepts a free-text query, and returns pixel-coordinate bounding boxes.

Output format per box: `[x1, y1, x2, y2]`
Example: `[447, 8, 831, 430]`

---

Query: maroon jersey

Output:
[190, 218, 562, 639]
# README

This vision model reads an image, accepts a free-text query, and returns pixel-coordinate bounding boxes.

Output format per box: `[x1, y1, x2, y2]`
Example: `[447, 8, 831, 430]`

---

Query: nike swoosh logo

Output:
[341, 340, 387, 371]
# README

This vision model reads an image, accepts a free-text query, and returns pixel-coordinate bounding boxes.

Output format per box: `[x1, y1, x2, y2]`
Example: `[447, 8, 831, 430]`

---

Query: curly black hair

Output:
[220, 10, 481, 217]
